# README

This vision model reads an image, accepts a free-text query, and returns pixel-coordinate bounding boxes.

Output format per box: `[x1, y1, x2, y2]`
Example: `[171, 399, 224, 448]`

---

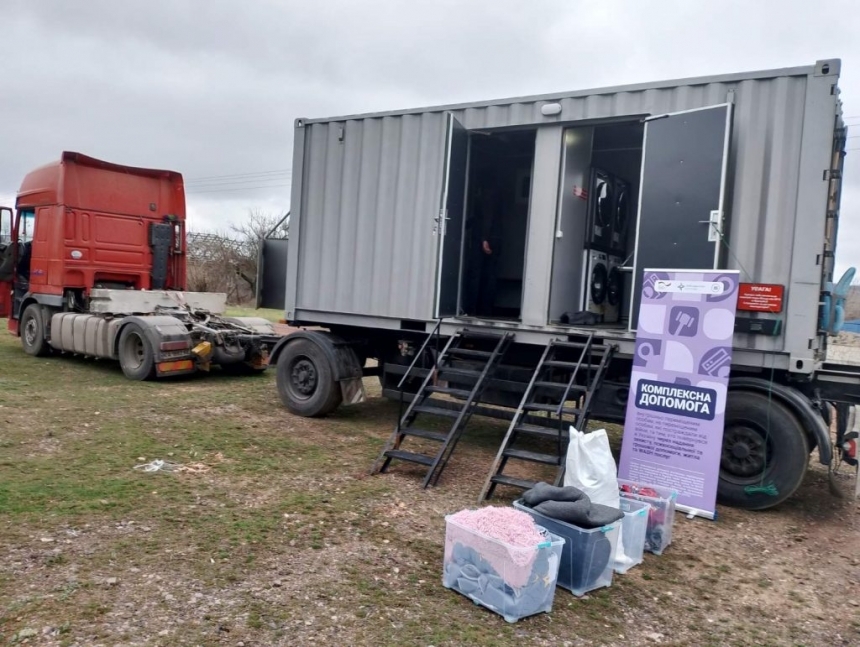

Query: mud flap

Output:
[340, 377, 367, 406]
[847, 406, 860, 499]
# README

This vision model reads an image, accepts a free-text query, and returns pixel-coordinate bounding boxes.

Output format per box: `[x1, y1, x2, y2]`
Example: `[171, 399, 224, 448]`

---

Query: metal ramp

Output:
[479, 335, 615, 502]
[371, 328, 513, 488]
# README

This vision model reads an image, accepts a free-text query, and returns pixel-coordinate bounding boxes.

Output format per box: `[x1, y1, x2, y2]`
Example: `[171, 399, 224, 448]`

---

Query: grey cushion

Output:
[521, 482, 588, 507]
[532, 500, 624, 529]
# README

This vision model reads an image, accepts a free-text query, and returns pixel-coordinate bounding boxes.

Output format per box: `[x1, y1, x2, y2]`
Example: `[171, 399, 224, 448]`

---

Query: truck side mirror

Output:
[0, 207, 12, 247]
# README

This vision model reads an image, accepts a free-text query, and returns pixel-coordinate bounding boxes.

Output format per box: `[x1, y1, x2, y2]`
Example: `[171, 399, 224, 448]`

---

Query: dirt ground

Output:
[0, 324, 858, 647]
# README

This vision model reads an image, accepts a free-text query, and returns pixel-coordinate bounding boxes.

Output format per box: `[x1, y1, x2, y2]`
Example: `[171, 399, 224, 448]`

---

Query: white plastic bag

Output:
[563, 427, 620, 509]
[564, 427, 631, 569]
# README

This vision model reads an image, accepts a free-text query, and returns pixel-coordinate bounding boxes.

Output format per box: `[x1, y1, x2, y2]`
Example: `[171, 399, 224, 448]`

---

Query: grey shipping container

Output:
[263, 59, 858, 511]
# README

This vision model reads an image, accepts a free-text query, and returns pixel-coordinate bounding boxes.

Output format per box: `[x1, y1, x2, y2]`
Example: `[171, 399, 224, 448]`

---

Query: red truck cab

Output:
[0, 152, 187, 335]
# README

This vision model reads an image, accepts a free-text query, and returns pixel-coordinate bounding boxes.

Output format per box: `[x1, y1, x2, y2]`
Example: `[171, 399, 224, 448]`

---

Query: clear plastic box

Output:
[613, 499, 650, 573]
[443, 515, 565, 623]
[617, 479, 678, 555]
[512, 500, 619, 597]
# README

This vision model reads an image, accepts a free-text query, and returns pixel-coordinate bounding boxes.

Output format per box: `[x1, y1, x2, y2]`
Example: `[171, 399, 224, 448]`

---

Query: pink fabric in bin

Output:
[447, 507, 545, 588]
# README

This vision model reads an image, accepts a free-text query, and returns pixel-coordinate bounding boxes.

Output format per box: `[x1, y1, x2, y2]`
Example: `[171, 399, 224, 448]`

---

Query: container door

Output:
[630, 104, 732, 329]
[256, 237, 289, 311]
[0, 207, 12, 317]
[435, 113, 469, 319]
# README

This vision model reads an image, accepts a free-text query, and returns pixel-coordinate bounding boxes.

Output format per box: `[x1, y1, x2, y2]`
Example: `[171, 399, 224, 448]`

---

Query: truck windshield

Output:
[17, 209, 35, 243]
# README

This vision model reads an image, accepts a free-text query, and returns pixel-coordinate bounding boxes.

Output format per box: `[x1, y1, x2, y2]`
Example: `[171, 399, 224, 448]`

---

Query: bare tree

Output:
[185, 209, 288, 305]
[229, 208, 289, 297]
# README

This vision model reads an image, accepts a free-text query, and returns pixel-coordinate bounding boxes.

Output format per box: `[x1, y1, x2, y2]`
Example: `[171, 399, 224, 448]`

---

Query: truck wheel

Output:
[20, 304, 50, 357]
[277, 338, 342, 417]
[718, 391, 810, 510]
[118, 323, 156, 380]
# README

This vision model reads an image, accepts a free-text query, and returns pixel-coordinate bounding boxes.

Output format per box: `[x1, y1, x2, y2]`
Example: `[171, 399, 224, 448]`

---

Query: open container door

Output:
[256, 238, 289, 310]
[0, 207, 13, 318]
[630, 104, 733, 330]
[434, 113, 469, 319]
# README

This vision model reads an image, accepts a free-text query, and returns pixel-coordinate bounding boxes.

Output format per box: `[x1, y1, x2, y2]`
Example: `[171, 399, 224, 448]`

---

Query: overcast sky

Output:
[1, 0, 859, 277]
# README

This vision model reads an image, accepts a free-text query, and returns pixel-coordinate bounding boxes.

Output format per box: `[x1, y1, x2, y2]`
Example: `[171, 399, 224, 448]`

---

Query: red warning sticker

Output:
[738, 283, 785, 313]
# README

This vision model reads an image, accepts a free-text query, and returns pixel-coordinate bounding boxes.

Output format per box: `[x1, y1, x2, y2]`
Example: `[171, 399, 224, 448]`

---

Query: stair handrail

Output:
[556, 333, 593, 419]
[426, 331, 512, 487]
[397, 319, 443, 432]
[397, 318, 443, 390]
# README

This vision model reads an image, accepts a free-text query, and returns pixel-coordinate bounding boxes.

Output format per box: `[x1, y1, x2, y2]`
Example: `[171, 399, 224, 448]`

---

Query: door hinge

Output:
[436, 208, 449, 236]
[699, 210, 723, 243]
[824, 169, 842, 181]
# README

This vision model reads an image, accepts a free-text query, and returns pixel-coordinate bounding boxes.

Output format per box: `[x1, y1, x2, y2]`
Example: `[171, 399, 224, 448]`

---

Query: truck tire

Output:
[118, 323, 156, 380]
[277, 338, 342, 417]
[20, 304, 50, 357]
[718, 391, 810, 510]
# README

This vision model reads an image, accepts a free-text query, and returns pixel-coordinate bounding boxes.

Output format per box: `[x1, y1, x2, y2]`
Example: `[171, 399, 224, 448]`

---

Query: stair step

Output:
[533, 381, 587, 392]
[401, 427, 448, 442]
[552, 341, 610, 353]
[460, 330, 509, 341]
[524, 403, 582, 416]
[412, 404, 461, 418]
[384, 449, 435, 466]
[544, 360, 601, 370]
[550, 341, 590, 351]
[437, 367, 482, 379]
[385, 449, 435, 466]
[448, 348, 493, 359]
[515, 424, 569, 440]
[490, 474, 538, 491]
[426, 385, 472, 398]
[503, 448, 562, 465]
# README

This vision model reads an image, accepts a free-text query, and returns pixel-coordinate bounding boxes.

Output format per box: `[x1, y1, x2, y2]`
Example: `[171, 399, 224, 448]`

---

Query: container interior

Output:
[548, 120, 644, 328]
[459, 129, 536, 321]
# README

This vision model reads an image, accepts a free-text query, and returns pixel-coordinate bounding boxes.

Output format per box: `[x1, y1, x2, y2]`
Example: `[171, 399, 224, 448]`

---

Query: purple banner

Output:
[619, 270, 740, 519]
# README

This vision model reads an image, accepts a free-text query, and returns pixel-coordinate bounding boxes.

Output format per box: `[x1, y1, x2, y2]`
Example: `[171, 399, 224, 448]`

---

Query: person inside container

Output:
[475, 174, 503, 317]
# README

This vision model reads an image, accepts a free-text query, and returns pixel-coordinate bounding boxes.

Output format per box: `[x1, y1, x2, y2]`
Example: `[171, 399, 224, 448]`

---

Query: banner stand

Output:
[676, 504, 716, 521]
[618, 269, 740, 520]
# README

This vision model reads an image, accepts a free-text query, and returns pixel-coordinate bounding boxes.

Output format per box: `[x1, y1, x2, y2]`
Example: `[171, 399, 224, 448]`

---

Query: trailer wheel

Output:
[718, 391, 810, 510]
[20, 304, 50, 357]
[118, 323, 156, 380]
[277, 338, 342, 417]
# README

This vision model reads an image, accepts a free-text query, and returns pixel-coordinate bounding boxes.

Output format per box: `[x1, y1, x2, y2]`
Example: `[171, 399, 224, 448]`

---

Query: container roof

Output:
[302, 60, 837, 125]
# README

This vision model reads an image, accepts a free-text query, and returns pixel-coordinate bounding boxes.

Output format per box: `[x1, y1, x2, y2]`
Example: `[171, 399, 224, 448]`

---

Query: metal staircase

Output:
[371, 328, 513, 488]
[478, 335, 615, 502]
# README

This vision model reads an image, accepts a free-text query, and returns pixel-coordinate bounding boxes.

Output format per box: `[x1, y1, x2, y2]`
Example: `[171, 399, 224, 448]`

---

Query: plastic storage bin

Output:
[512, 500, 619, 597]
[612, 499, 650, 573]
[618, 479, 678, 555]
[443, 515, 565, 623]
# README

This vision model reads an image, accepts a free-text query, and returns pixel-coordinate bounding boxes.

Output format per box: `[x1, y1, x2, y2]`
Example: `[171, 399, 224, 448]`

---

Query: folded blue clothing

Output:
[444, 543, 557, 620]
[560, 528, 614, 590]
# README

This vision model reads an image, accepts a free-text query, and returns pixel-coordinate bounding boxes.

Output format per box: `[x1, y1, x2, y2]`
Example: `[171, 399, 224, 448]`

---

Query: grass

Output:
[224, 305, 283, 322]
[0, 318, 856, 646]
